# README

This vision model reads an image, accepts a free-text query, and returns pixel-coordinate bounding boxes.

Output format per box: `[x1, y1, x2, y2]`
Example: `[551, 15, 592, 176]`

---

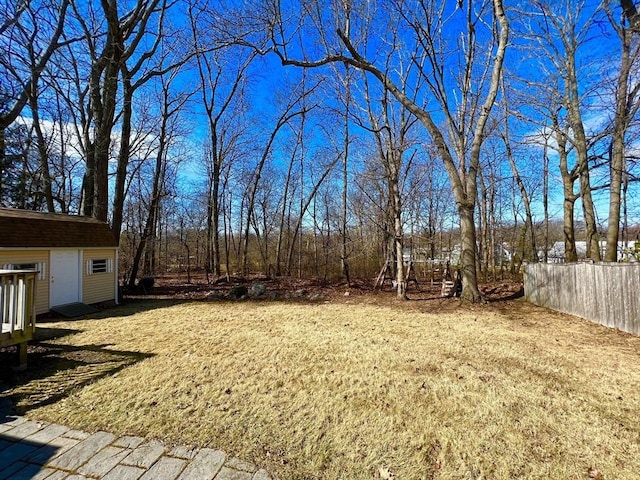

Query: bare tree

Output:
[498, 79, 538, 263]
[274, 110, 305, 276]
[268, 0, 509, 301]
[284, 150, 341, 277]
[604, 1, 640, 261]
[241, 79, 318, 275]
[111, 4, 192, 241]
[358, 71, 418, 300]
[0, 0, 70, 201]
[338, 67, 353, 286]
[126, 68, 190, 287]
[28, 85, 56, 212]
[552, 106, 580, 263]
[188, 2, 256, 279]
[71, 0, 166, 221]
[525, 0, 603, 260]
[621, 0, 640, 31]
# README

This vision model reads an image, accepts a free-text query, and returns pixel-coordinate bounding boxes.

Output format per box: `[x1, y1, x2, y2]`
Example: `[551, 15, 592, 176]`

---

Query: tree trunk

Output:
[127, 120, 168, 287]
[564, 26, 600, 261]
[392, 204, 406, 300]
[86, 16, 121, 221]
[579, 166, 600, 261]
[341, 70, 351, 286]
[29, 95, 55, 212]
[111, 74, 133, 240]
[563, 196, 578, 263]
[543, 130, 550, 263]
[554, 112, 579, 263]
[459, 204, 482, 302]
[605, 21, 639, 261]
[212, 159, 222, 277]
[243, 109, 305, 275]
[500, 78, 537, 262]
[0, 129, 5, 202]
[204, 139, 222, 279]
[222, 186, 232, 280]
[560, 141, 579, 263]
[205, 156, 221, 278]
[275, 134, 298, 276]
[607, 131, 625, 262]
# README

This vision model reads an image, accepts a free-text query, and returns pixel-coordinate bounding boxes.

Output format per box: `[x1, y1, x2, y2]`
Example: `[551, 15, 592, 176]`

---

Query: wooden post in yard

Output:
[16, 342, 28, 371]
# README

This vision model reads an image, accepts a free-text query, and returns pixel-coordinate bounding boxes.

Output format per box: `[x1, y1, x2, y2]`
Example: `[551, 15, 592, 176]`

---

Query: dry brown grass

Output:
[5, 297, 640, 479]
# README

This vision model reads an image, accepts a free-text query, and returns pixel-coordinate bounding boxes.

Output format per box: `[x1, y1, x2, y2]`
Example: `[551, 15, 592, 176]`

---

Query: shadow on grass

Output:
[37, 298, 188, 324]
[0, 326, 153, 416]
[484, 285, 525, 302]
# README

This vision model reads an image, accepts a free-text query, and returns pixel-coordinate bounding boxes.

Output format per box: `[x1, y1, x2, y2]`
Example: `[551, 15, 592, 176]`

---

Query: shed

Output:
[0, 208, 119, 314]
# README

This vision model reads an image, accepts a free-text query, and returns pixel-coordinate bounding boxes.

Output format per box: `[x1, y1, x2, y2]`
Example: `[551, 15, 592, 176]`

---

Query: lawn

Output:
[4, 296, 640, 479]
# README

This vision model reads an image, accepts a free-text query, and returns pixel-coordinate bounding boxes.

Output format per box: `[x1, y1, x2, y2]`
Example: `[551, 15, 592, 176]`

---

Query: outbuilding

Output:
[0, 208, 119, 314]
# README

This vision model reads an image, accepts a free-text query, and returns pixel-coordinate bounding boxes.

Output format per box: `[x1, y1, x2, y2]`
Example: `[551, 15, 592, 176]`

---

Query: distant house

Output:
[543, 240, 638, 263]
[0, 208, 119, 314]
[402, 243, 512, 266]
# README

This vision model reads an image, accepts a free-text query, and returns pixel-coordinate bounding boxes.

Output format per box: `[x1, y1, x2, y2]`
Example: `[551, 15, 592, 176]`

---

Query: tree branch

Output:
[621, 0, 640, 31]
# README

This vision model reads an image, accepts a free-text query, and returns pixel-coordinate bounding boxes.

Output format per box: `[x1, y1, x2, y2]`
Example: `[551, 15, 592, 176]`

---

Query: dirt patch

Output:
[126, 272, 525, 306]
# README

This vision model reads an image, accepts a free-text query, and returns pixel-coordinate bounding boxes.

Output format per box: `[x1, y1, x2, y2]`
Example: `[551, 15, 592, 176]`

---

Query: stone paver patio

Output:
[0, 402, 271, 480]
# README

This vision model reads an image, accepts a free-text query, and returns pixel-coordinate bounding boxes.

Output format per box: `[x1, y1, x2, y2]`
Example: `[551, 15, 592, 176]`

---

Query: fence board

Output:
[524, 263, 640, 335]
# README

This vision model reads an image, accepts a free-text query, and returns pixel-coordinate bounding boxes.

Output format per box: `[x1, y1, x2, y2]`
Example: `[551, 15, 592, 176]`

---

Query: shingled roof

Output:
[0, 208, 118, 248]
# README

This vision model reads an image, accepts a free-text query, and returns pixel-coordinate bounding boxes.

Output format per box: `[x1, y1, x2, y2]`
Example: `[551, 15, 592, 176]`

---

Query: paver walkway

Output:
[0, 399, 272, 480]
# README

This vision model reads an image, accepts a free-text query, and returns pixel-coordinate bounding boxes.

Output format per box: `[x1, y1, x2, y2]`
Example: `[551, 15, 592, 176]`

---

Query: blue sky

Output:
[7, 0, 639, 234]
[175, 0, 639, 233]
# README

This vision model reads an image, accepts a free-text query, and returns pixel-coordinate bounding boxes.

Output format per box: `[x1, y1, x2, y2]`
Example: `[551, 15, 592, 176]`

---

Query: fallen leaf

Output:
[587, 467, 603, 480]
[379, 466, 395, 479]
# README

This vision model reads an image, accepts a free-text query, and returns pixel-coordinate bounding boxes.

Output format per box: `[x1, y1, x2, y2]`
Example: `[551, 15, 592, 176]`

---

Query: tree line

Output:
[1, 0, 639, 301]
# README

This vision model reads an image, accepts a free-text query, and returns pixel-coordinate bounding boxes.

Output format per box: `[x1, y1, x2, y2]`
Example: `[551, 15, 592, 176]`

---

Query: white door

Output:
[50, 250, 81, 306]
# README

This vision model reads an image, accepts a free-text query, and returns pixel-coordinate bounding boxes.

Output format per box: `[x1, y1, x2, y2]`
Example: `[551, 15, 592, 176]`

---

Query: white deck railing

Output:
[1, 269, 37, 342]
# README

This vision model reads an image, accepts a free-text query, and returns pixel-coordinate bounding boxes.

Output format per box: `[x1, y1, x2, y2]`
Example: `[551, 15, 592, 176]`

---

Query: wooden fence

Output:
[524, 262, 640, 335]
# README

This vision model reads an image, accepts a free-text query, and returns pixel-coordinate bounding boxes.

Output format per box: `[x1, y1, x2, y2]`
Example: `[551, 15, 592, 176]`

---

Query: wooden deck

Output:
[1, 269, 37, 369]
